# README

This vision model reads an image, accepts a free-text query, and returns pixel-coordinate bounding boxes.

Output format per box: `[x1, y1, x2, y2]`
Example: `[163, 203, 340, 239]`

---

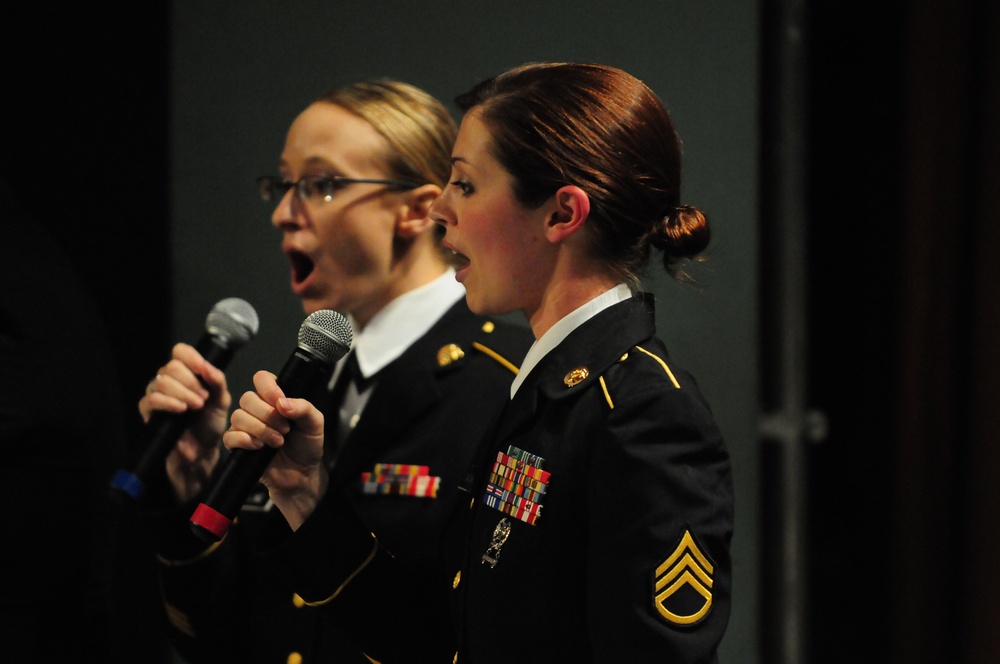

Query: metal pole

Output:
[759, 0, 827, 661]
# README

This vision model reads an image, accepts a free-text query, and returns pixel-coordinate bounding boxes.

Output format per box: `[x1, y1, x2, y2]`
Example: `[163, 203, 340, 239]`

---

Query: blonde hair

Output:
[316, 79, 457, 189]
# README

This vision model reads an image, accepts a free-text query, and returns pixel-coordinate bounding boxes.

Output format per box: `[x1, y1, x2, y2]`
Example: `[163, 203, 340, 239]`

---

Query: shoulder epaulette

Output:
[598, 346, 682, 411]
[472, 319, 524, 376]
[632, 345, 681, 388]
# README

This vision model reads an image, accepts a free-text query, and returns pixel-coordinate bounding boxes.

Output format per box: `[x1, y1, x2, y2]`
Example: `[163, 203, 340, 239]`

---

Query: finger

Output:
[274, 396, 325, 437]
[139, 372, 193, 422]
[250, 370, 283, 404]
[225, 409, 284, 450]
[173, 342, 229, 393]
[160, 357, 211, 402]
[221, 427, 263, 452]
[236, 389, 292, 436]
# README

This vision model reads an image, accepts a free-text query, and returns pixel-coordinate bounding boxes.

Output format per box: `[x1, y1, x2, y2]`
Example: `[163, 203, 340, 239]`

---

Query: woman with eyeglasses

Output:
[225, 62, 734, 663]
[136, 79, 532, 663]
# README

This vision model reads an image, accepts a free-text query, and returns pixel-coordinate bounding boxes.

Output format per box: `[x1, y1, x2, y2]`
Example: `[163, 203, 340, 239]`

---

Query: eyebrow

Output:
[303, 156, 341, 170]
[450, 157, 469, 165]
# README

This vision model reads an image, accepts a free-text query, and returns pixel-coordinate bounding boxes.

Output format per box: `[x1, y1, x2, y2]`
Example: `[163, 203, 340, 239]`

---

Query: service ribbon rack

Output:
[482, 445, 550, 525]
[360, 463, 440, 498]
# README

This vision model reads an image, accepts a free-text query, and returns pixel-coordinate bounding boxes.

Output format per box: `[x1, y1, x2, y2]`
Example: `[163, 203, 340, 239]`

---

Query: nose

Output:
[271, 188, 303, 230]
[429, 188, 455, 227]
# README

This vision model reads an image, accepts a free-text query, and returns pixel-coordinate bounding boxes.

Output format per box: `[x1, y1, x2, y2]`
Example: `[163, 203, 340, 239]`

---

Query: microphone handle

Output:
[189, 348, 333, 542]
[109, 332, 237, 501]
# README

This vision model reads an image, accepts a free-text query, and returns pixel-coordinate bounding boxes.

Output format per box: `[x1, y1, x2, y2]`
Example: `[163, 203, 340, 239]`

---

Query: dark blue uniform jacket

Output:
[264, 294, 733, 664]
[149, 300, 532, 664]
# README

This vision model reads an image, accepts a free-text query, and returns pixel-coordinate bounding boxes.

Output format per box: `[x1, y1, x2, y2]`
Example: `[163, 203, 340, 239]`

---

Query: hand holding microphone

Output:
[110, 297, 259, 501]
[190, 309, 352, 542]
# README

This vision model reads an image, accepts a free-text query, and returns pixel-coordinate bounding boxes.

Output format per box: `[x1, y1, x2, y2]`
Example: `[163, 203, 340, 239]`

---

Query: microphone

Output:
[189, 309, 352, 542]
[109, 297, 260, 501]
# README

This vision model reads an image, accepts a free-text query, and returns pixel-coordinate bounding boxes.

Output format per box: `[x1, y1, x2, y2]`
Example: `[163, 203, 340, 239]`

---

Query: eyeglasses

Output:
[256, 174, 423, 203]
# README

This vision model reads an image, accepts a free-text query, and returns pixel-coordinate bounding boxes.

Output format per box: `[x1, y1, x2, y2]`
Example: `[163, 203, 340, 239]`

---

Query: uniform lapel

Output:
[330, 357, 441, 481]
[327, 300, 477, 480]
[489, 294, 657, 441]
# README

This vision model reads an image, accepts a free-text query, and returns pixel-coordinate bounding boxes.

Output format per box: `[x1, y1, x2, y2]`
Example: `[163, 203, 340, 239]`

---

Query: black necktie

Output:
[325, 351, 372, 465]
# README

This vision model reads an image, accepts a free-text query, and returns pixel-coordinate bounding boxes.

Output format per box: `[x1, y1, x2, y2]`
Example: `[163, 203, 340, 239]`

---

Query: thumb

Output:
[275, 396, 325, 436]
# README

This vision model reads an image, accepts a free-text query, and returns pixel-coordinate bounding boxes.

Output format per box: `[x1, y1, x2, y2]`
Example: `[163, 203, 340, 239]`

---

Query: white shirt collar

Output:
[345, 269, 466, 380]
[509, 283, 632, 399]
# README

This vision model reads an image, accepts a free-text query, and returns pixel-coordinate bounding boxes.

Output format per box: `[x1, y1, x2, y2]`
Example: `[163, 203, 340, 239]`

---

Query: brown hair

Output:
[455, 62, 710, 286]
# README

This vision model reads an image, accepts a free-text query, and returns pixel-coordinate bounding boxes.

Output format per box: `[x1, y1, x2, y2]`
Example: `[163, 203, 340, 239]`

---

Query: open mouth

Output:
[450, 249, 470, 268]
[287, 249, 315, 286]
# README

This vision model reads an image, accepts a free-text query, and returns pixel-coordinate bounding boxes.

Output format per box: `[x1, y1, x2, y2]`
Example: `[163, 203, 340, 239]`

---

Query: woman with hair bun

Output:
[428, 61, 734, 663]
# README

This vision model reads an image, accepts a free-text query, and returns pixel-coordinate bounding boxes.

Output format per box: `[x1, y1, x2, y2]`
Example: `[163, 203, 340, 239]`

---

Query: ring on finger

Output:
[147, 374, 163, 395]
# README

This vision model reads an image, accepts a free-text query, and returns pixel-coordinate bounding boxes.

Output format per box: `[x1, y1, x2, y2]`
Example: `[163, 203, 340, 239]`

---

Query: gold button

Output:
[619, 352, 628, 362]
[291, 593, 305, 608]
[454, 652, 459, 663]
[287, 653, 303, 664]
[437, 343, 465, 366]
[481, 321, 495, 333]
[469, 497, 475, 509]
[452, 570, 462, 589]
[564, 367, 589, 386]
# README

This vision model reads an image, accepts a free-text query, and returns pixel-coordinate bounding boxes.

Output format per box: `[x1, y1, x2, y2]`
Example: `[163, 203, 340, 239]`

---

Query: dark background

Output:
[1, 1, 997, 662]
[0, 5, 173, 662]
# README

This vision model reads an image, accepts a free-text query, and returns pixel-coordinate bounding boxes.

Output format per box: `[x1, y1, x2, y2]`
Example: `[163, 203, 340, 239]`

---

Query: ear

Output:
[544, 185, 591, 244]
[396, 184, 443, 238]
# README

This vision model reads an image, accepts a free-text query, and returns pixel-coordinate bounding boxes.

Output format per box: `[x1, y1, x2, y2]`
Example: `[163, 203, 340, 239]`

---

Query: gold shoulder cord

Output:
[302, 534, 380, 607]
[472, 341, 520, 375]
[598, 376, 615, 409]
[599, 345, 681, 409]
[156, 537, 225, 567]
[634, 345, 681, 389]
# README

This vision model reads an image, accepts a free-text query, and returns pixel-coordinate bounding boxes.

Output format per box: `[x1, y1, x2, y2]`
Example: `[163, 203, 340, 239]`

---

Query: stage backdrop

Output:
[170, 2, 760, 661]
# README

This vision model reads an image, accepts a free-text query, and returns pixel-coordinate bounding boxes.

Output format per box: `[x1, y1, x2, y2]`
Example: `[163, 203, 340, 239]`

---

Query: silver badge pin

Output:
[481, 517, 512, 568]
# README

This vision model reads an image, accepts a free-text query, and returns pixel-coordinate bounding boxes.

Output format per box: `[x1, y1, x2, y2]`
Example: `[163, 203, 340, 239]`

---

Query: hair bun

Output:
[654, 204, 711, 259]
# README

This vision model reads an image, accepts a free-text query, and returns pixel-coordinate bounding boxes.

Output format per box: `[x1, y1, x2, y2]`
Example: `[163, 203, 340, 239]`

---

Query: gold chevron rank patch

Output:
[653, 528, 715, 626]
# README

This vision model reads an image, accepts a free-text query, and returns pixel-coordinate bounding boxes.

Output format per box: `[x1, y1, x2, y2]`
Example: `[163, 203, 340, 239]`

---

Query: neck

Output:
[353, 248, 448, 331]
[526, 274, 618, 339]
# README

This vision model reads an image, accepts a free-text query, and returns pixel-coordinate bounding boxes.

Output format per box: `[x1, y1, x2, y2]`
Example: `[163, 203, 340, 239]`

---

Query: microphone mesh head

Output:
[298, 310, 353, 364]
[205, 298, 260, 347]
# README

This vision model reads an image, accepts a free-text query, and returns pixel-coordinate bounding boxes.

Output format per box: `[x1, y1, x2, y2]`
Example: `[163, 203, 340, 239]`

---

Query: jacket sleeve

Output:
[586, 368, 734, 663]
[145, 500, 250, 663]
[257, 488, 457, 663]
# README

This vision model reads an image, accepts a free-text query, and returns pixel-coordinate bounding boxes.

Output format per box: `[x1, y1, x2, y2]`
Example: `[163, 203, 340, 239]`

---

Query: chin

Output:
[300, 299, 325, 316]
[462, 292, 486, 315]
[465, 295, 502, 318]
